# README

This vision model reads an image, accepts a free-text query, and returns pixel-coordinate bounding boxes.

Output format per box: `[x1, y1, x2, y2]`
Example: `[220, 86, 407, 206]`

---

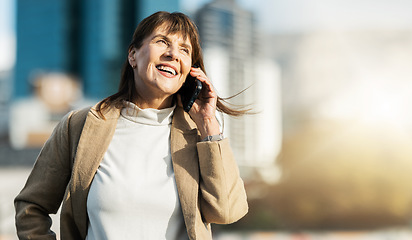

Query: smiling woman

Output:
[96, 11, 249, 134]
[129, 27, 192, 109]
[15, 11, 249, 240]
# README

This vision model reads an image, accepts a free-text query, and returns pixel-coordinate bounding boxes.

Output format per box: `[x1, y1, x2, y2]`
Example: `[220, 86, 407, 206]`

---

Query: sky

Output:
[0, 0, 15, 71]
[181, 0, 412, 32]
[1, 0, 412, 71]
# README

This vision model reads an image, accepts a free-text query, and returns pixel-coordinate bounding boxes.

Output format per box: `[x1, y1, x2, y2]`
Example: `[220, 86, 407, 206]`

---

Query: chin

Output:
[157, 83, 180, 94]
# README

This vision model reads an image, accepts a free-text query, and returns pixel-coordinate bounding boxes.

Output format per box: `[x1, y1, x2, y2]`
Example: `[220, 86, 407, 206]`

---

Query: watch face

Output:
[203, 134, 223, 142]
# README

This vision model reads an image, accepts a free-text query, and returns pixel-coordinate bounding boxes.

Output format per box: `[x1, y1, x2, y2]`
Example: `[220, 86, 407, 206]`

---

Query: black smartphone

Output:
[178, 73, 202, 112]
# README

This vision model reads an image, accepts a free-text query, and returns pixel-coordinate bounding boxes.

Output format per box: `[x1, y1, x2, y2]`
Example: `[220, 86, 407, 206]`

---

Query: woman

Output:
[15, 11, 248, 240]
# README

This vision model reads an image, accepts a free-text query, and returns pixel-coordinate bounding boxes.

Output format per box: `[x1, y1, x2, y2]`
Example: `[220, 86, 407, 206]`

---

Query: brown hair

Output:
[96, 11, 249, 117]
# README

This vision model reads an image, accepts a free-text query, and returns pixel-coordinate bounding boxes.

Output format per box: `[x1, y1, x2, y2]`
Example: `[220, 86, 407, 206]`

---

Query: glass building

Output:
[14, 0, 179, 100]
[14, 0, 72, 99]
[195, 0, 259, 165]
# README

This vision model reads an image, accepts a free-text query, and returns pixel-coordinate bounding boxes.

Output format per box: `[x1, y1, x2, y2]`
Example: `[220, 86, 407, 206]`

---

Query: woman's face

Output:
[129, 25, 193, 106]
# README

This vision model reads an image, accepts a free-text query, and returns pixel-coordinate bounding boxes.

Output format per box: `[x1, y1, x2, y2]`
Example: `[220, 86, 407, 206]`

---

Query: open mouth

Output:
[156, 65, 177, 76]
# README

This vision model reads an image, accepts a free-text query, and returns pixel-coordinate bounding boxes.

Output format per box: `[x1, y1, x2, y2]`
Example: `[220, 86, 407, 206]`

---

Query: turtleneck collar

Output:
[120, 101, 175, 126]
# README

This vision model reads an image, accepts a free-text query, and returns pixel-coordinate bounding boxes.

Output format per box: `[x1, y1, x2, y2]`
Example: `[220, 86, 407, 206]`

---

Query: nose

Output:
[164, 45, 179, 61]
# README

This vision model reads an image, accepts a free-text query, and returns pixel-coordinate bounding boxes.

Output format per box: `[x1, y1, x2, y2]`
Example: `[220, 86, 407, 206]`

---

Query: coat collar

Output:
[69, 103, 200, 239]
[170, 107, 200, 239]
[69, 104, 119, 237]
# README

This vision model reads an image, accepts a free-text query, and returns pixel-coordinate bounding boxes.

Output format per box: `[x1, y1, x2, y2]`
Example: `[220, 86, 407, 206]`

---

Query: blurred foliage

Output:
[218, 119, 412, 231]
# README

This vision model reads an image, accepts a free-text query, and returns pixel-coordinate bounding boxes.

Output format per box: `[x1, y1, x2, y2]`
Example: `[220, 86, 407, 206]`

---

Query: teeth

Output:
[157, 65, 177, 75]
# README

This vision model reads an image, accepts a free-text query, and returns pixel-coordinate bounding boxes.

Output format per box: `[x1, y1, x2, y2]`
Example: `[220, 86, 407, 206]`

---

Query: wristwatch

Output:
[202, 133, 224, 142]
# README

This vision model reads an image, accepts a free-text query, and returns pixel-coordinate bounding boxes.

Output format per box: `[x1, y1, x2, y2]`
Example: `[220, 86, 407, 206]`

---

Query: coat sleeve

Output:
[196, 138, 248, 224]
[14, 111, 75, 240]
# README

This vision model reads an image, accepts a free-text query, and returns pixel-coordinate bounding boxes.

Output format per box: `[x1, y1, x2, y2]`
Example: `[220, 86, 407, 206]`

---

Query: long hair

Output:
[96, 11, 249, 117]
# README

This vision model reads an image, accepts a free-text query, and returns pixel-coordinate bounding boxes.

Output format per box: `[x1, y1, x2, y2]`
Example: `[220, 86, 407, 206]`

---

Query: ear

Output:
[128, 48, 135, 57]
[128, 48, 136, 67]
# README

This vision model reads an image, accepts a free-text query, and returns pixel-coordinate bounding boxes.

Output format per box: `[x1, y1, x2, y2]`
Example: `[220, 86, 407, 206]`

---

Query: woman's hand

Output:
[180, 67, 221, 139]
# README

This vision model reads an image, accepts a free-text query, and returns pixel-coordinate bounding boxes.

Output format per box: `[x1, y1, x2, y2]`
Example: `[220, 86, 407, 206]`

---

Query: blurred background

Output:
[1, 0, 412, 239]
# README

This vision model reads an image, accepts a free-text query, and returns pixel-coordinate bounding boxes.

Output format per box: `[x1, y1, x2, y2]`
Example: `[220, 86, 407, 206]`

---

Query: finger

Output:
[190, 67, 207, 80]
[190, 71, 214, 93]
[189, 68, 217, 98]
[200, 79, 216, 97]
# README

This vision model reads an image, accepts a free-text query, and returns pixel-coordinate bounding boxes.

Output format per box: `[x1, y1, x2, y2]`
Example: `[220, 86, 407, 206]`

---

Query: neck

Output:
[133, 95, 174, 109]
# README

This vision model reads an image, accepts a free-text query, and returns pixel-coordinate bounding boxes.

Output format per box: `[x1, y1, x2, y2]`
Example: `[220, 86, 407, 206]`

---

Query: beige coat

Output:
[15, 103, 248, 240]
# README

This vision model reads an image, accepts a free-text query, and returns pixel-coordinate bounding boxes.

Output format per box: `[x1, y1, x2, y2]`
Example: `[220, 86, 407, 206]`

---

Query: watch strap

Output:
[202, 133, 224, 142]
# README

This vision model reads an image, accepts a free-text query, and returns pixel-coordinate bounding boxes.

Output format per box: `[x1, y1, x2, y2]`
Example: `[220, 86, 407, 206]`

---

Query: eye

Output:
[180, 47, 190, 55]
[157, 39, 168, 46]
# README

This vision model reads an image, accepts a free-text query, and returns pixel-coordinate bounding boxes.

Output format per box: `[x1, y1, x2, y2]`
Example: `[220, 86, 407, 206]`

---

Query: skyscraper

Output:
[13, 0, 180, 101]
[14, 0, 73, 99]
[195, 0, 282, 175]
[10, 0, 179, 149]
[137, 0, 180, 22]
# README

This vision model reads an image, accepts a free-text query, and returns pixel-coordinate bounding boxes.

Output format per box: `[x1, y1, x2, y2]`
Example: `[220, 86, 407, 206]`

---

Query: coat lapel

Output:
[69, 104, 200, 239]
[70, 104, 120, 238]
[171, 107, 200, 239]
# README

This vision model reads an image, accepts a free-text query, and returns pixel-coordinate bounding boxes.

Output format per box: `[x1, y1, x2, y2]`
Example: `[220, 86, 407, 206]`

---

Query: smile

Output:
[156, 65, 177, 76]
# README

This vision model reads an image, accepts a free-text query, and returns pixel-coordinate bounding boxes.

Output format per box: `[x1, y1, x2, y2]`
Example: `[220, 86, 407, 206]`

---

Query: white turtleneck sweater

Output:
[86, 102, 188, 240]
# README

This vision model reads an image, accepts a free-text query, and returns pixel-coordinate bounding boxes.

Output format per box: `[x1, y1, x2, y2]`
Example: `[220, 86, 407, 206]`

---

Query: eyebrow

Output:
[152, 34, 192, 51]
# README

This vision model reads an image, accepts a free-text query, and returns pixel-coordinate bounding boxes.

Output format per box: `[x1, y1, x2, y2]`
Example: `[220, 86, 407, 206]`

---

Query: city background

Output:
[1, 0, 412, 239]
